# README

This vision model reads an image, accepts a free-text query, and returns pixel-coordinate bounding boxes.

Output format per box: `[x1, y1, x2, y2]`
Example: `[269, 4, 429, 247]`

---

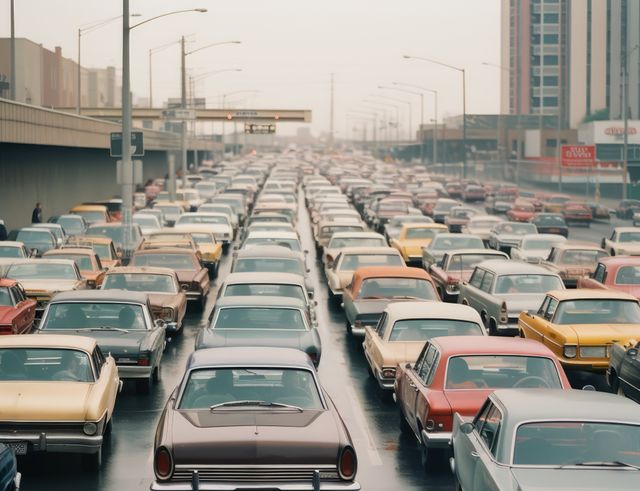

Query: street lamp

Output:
[373, 92, 413, 141]
[148, 40, 179, 108]
[393, 82, 439, 166]
[363, 99, 401, 142]
[219, 90, 259, 156]
[379, 85, 424, 162]
[120, 2, 207, 261]
[404, 55, 467, 177]
[77, 13, 142, 113]
[9, 0, 15, 101]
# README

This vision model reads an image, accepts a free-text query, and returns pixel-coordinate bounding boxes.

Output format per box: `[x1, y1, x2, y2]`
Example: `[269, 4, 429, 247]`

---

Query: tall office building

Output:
[501, 0, 607, 128]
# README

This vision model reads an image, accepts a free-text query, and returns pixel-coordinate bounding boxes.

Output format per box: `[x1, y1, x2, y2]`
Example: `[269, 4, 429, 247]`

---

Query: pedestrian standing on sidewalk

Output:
[31, 202, 43, 224]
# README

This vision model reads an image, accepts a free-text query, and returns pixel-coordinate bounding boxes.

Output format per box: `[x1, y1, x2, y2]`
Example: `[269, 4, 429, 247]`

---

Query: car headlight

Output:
[563, 345, 577, 359]
[83, 422, 98, 436]
[161, 307, 174, 321]
[381, 367, 396, 379]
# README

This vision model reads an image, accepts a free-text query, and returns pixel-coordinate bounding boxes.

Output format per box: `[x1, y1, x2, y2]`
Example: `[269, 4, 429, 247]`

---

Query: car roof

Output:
[401, 223, 448, 230]
[352, 266, 431, 281]
[491, 389, 640, 424]
[338, 246, 401, 255]
[384, 301, 481, 323]
[445, 249, 507, 257]
[0, 334, 97, 352]
[547, 288, 638, 301]
[475, 259, 552, 275]
[105, 266, 176, 276]
[551, 241, 605, 251]
[44, 248, 94, 256]
[596, 256, 640, 268]
[431, 336, 556, 357]
[10, 258, 76, 267]
[329, 232, 383, 239]
[214, 295, 306, 308]
[520, 233, 566, 241]
[17, 227, 53, 234]
[0, 241, 25, 248]
[70, 205, 108, 211]
[50, 289, 149, 304]
[614, 226, 640, 233]
[187, 347, 317, 371]
[223, 272, 305, 285]
[234, 245, 304, 259]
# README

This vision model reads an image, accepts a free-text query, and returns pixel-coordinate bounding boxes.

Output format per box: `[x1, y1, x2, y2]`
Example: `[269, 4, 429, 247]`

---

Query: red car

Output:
[577, 256, 640, 299]
[0, 279, 37, 334]
[562, 201, 592, 226]
[506, 201, 536, 222]
[394, 336, 571, 469]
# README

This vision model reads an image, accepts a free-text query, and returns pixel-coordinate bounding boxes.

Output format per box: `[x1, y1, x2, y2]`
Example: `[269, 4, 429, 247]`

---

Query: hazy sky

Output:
[2, 0, 502, 137]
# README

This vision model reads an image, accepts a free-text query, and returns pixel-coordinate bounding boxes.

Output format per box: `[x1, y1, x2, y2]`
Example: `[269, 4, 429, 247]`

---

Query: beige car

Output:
[44, 248, 106, 289]
[313, 219, 367, 250]
[324, 247, 405, 299]
[540, 241, 609, 287]
[601, 227, 640, 256]
[362, 302, 485, 389]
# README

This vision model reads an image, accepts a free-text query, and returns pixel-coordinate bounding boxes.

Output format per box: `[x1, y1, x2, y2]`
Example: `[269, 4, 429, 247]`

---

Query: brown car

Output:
[131, 248, 209, 310]
[66, 236, 122, 270]
[101, 266, 187, 332]
[151, 347, 360, 491]
[540, 241, 609, 287]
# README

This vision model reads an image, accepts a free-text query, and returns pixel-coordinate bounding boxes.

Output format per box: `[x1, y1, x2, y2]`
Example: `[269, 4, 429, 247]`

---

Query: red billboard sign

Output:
[561, 145, 595, 168]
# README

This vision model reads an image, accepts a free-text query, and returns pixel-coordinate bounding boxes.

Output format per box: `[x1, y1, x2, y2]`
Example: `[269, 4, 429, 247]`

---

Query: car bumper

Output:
[349, 324, 366, 336]
[376, 372, 395, 390]
[559, 359, 609, 372]
[117, 364, 154, 379]
[150, 480, 361, 491]
[0, 431, 103, 454]
[185, 291, 203, 300]
[495, 323, 519, 336]
[328, 286, 343, 298]
[421, 429, 452, 449]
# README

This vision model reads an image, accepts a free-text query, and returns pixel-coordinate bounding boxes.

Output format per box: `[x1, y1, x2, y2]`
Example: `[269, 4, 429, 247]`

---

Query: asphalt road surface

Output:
[18, 196, 622, 491]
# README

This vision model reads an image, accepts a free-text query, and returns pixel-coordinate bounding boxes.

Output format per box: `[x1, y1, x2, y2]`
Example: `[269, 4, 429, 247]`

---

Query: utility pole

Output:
[180, 36, 188, 189]
[623, 65, 629, 200]
[121, 0, 133, 262]
[329, 72, 335, 148]
[10, 0, 16, 101]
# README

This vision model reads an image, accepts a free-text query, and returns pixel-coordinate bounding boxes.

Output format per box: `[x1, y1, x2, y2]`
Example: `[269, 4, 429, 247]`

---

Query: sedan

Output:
[530, 212, 569, 237]
[421, 233, 484, 269]
[0, 279, 37, 335]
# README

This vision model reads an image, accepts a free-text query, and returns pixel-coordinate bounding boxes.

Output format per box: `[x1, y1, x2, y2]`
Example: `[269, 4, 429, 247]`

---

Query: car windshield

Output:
[0, 288, 13, 306]
[91, 244, 112, 259]
[16, 230, 52, 246]
[250, 216, 289, 224]
[615, 266, 640, 285]
[133, 215, 158, 227]
[48, 254, 93, 271]
[431, 236, 484, 250]
[191, 233, 215, 245]
[7, 263, 77, 280]
[470, 220, 500, 228]
[57, 216, 84, 234]
[0, 246, 24, 258]
[498, 223, 536, 235]
[389, 319, 483, 341]
[179, 215, 228, 225]
[445, 355, 561, 390]
[536, 215, 566, 225]
[41, 302, 147, 330]
[214, 307, 306, 330]
[494, 274, 563, 294]
[72, 210, 105, 223]
[156, 205, 182, 215]
[618, 232, 640, 242]
[103, 273, 177, 293]
[87, 226, 123, 245]
[132, 253, 196, 270]
[405, 228, 441, 239]
[341, 254, 403, 270]
[447, 253, 505, 271]
[554, 299, 640, 324]
[224, 284, 305, 301]
[179, 368, 323, 410]
[233, 258, 304, 275]
[328, 237, 385, 248]
[522, 238, 564, 249]
[320, 226, 363, 237]
[513, 422, 640, 467]
[0, 348, 93, 382]
[244, 238, 301, 252]
[560, 250, 608, 265]
[358, 278, 437, 300]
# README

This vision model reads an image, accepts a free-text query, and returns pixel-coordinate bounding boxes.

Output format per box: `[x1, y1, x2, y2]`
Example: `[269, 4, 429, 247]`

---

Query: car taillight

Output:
[155, 447, 173, 480]
[338, 446, 357, 481]
[0, 325, 13, 334]
[499, 302, 508, 324]
[138, 353, 150, 366]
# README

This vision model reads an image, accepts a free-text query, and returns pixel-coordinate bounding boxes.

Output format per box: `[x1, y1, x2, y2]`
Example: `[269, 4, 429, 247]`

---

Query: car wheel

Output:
[104, 418, 113, 438]
[346, 319, 352, 335]
[198, 295, 206, 312]
[420, 436, 440, 472]
[153, 365, 161, 383]
[136, 377, 152, 395]
[82, 447, 102, 471]
[399, 411, 411, 434]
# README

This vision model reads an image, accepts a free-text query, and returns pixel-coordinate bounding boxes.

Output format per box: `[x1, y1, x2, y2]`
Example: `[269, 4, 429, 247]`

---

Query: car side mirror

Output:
[600, 239, 606, 249]
[627, 348, 639, 358]
[154, 319, 166, 329]
[460, 422, 474, 434]
[29, 249, 38, 258]
[582, 384, 596, 391]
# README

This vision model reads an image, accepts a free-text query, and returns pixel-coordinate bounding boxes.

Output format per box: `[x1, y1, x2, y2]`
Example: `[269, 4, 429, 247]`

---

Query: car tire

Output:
[399, 411, 411, 434]
[198, 295, 206, 312]
[82, 447, 102, 471]
[153, 365, 161, 383]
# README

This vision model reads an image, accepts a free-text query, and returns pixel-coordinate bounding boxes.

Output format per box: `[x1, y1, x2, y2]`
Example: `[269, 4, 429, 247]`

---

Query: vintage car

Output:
[0, 241, 31, 259]
[231, 245, 313, 296]
[140, 232, 199, 255]
[199, 203, 239, 230]
[608, 339, 640, 402]
[241, 231, 304, 253]
[543, 193, 571, 213]
[509, 233, 567, 262]
[322, 232, 387, 267]
[51, 214, 88, 237]
[38, 290, 166, 393]
[342, 266, 439, 336]
[444, 182, 464, 199]
[0, 334, 120, 468]
[101, 267, 187, 332]
[488, 221, 538, 253]
[458, 260, 564, 336]
[461, 215, 504, 244]
[10, 228, 57, 257]
[421, 233, 485, 269]
[506, 201, 536, 223]
[383, 215, 434, 242]
[4, 259, 88, 317]
[86, 222, 144, 256]
[587, 201, 612, 220]
[364, 302, 485, 389]
[0, 279, 37, 335]
[325, 247, 405, 299]
[66, 236, 121, 270]
[31, 223, 67, 247]
[432, 198, 461, 224]
[462, 184, 486, 202]
[131, 248, 210, 310]
[132, 212, 162, 236]
[69, 204, 110, 225]
[43, 247, 106, 288]
[174, 212, 234, 250]
[396, 337, 570, 470]
[529, 212, 569, 237]
[451, 389, 640, 491]
[389, 223, 448, 265]
[164, 225, 222, 276]
[151, 347, 360, 491]
[562, 201, 592, 226]
[313, 221, 367, 251]
[615, 198, 640, 219]
[429, 249, 509, 302]
[540, 241, 609, 287]
[602, 227, 640, 256]
[197, 296, 322, 366]
[519, 289, 640, 372]
[444, 207, 479, 233]
[577, 256, 640, 299]
[368, 198, 413, 231]
[82, 199, 123, 222]
[153, 202, 185, 227]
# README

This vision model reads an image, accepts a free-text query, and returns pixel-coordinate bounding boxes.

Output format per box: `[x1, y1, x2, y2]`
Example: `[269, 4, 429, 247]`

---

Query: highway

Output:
[15, 190, 621, 491]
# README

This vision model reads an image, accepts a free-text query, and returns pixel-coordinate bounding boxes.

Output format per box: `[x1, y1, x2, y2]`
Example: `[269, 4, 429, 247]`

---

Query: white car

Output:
[174, 212, 233, 247]
[132, 213, 162, 236]
[461, 215, 504, 243]
[510, 233, 567, 262]
[601, 227, 640, 256]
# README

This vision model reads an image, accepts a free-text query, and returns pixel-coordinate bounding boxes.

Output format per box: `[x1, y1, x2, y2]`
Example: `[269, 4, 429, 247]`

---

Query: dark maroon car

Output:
[151, 347, 360, 491]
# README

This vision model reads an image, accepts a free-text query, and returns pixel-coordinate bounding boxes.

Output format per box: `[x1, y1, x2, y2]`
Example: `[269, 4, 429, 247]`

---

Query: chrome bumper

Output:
[0, 431, 102, 454]
[151, 481, 361, 491]
[349, 324, 366, 337]
[376, 373, 395, 390]
[117, 364, 153, 379]
[495, 323, 519, 336]
[421, 429, 452, 449]
[185, 291, 203, 300]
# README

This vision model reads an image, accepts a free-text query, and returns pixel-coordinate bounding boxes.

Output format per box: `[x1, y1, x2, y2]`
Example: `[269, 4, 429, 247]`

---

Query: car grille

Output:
[172, 465, 340, 483]
[0, 422, 84, 432]
[580, 346, 609, 359]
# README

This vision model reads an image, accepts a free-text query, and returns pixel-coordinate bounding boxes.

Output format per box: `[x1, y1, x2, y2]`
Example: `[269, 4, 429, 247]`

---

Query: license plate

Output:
[548, 228, 561, 233]
[7, 442, 27, 455]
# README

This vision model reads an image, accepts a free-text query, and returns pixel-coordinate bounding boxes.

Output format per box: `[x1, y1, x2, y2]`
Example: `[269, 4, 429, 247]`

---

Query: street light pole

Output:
[379, 85, 424, 163]
[365, 100, 400, 142]
[10, 0, 16, 101]
[373, 93, 413, 142]
[121, 0, 133, 261]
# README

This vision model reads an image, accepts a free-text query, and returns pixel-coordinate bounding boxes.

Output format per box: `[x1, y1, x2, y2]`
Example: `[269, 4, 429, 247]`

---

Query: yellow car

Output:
[69, 204, 110, 225]
[518, 289, 640, 372]
[66, 236, 122, 270]
[389, 223, 447, 265]
[0, 334, 121, 468]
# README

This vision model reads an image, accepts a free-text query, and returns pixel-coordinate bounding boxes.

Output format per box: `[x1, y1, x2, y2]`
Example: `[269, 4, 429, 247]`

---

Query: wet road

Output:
[18, 197, 626, 490]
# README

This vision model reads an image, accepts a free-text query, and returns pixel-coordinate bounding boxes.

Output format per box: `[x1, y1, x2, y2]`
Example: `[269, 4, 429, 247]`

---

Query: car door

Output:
[460, 267, 485, 310]
[363, 313, 388, 375]
[519, 295, 550, 343]
[473, 404, 504, 491]
[475, 271, 496, 322]
[92, 346, 120, 417]
[10, 285, 35, 333]
[404, 344, 439, 437]
[398, 343, 428, 433]
[619, 346, 640, 402]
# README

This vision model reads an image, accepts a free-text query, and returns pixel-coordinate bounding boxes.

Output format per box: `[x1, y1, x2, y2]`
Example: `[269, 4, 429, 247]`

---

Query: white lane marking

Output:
[346, 385, 383, 467]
